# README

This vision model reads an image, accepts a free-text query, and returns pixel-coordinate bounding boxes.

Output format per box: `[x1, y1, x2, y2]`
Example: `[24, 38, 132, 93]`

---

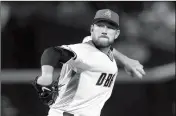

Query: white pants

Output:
[47, 109, 75, 116]
[47, 109, 63, 116]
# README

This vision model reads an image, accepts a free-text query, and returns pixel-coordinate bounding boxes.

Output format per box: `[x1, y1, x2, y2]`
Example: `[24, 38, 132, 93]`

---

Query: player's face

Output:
[91, 21, 120, 48]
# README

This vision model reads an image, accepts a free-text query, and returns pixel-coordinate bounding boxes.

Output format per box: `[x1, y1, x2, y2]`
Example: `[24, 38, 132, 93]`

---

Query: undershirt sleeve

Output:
[41, 46, 75, 67]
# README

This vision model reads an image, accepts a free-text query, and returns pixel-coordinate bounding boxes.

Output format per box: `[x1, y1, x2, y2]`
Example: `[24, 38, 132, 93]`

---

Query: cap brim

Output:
[93, 18, 119, 28]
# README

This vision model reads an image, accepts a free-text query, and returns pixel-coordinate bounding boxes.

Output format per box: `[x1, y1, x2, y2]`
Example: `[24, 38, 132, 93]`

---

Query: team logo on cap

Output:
[103, 10, 111, 18]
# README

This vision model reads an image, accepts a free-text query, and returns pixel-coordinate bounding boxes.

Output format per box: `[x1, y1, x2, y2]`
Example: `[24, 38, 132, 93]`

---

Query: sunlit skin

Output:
[91, 21, 120, 48]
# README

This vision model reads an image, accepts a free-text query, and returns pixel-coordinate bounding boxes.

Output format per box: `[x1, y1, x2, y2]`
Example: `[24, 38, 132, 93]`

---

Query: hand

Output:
[33, 76, 59, 106]
[123, 58, 146, 79]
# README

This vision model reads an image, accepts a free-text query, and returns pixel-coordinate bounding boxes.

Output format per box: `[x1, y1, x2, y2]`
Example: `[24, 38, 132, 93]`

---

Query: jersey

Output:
[49, 41, 118, 116]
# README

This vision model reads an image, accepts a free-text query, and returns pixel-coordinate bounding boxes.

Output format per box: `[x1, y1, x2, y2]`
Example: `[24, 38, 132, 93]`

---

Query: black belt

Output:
[63, 112, 74, 116]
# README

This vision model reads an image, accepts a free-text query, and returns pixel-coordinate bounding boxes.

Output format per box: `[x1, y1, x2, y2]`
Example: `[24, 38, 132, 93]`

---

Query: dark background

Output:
[1, 1, 175, 116]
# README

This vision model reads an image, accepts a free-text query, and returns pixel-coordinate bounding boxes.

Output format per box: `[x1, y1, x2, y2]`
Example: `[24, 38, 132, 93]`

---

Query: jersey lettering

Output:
[104, 74, 113, 87]
[96, 73, 107, 85]
[108, 74, 115, 87]
[96, 73, 115, 87]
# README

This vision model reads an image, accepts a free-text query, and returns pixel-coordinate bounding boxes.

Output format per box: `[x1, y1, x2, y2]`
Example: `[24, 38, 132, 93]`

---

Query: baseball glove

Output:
[32, 76, 59, 106]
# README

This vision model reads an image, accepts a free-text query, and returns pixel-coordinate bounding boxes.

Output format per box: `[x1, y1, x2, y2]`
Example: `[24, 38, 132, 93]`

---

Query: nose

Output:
[102, 26, 108, 35]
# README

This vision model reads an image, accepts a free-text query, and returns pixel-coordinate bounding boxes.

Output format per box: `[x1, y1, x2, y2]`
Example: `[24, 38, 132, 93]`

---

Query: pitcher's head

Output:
[90, 9, 120, 48]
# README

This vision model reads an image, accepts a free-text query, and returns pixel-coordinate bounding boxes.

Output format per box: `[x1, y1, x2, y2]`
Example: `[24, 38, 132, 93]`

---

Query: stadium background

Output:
[1, 1, 175, 116]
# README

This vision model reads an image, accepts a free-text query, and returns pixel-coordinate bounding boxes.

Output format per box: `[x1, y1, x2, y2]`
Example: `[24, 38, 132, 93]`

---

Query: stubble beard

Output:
[92, 36, 113, 48]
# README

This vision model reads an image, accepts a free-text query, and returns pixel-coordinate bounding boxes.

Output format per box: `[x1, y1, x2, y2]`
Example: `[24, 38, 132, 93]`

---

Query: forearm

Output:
[116, 62, 175, 82]
[112, 48, 129, 67]
[37, 47, 74, 86]
[37, 47, 60, 85]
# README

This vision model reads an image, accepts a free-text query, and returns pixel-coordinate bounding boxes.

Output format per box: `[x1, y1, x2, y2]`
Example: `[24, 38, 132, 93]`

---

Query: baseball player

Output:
[33, 9, 145, 116]
[82, 36, 145, 79]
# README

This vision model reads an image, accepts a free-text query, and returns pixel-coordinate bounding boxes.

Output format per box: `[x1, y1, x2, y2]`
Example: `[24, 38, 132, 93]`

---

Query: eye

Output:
[107, 26, 115, 30]
[96, 23, 105, 27]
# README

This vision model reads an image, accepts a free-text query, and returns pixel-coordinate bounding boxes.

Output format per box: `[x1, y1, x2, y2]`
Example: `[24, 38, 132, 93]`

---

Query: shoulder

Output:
[82, 36, 92, 43]
[57, 43, 89, 58]
[67, 43, 94, 52]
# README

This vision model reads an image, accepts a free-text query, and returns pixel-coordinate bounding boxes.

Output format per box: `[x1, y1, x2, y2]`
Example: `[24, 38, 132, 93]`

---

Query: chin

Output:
[92, 37, 112, 47]
[95, 42, 110, 48]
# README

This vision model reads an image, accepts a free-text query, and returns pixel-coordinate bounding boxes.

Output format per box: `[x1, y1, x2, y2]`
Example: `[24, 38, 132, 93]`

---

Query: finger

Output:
[124, 68, 133, 76]
[132, 69, 143, 79]
[141, 68, 146, 75]
[136, 67, 146, 75]
[135, 64, 143, 69]
[139, 65, 143, 69]
[125, 67, 143, 79]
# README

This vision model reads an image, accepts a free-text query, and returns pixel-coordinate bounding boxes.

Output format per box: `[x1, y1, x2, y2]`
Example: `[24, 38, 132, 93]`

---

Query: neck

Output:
[89, 40, 111, 55]
[98, 46, 111, 55]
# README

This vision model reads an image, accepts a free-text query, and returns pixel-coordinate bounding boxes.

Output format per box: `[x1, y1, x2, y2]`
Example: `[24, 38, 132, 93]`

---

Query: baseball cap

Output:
[92, 9, 119, 28]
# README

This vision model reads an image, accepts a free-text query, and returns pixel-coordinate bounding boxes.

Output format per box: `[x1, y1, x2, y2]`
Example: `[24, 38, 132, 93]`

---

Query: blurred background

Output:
[1, 1, 175, 116]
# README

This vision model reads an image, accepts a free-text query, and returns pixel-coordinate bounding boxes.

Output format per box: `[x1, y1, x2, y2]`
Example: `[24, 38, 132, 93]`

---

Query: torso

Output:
[50, 42, 118, 116]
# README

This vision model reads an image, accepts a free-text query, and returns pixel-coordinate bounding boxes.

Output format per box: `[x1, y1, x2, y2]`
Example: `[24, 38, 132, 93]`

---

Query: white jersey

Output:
[49, 42, 118, 116]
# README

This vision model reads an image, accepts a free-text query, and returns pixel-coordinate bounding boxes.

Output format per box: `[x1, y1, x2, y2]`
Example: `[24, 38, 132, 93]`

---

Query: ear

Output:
[115, 30, 120, 39]
[90, 25, 94, 33]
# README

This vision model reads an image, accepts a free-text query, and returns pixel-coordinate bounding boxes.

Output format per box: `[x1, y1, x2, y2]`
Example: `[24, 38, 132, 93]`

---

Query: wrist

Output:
[37, 65, 54, 85]
[37, 75, 53, 86]
[121, 56, 130, 66]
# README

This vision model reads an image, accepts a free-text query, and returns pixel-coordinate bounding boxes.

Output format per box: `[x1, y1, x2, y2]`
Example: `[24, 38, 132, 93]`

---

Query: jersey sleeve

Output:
[60, 44, 87, 72]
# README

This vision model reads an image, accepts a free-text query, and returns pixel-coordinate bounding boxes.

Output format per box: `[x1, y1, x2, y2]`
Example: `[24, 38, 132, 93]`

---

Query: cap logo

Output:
[103, 10, 111, 18]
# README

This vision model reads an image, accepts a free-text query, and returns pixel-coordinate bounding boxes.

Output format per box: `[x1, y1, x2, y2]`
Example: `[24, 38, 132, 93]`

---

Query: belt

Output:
[63, 112, 74, 116]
